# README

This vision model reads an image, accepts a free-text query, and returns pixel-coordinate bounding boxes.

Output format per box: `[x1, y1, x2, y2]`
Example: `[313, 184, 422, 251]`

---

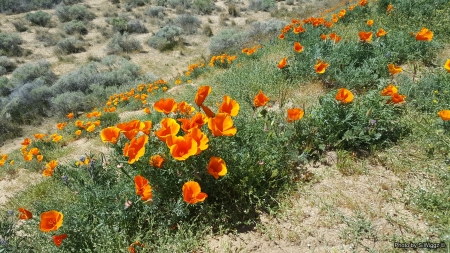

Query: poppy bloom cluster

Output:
[314, 59, 330, 74]
[381, 84, 406, 104]
[241, 45, 262, 56]
[388, 63, 402, 75]
[209, 54, 237, 67]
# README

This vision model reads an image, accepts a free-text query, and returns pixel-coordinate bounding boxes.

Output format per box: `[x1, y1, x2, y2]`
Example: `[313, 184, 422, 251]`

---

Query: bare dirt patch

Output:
[0, 169, 42, 207]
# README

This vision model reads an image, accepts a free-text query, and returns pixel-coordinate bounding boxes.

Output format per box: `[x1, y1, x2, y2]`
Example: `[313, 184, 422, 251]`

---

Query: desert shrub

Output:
[0, 32, 23, 57]
[145, 6, 165, 19]
[51, 91, 95, 115]
[124, 0, 150, 7]
[98, 110, 120, 128]
[193, 0, 215, 14]
[25, 11, 52, 27]
[209, 28, 248, 54]
[0, 120, 22, 145]
[248, 0, 275, 12]
[55, 37, 85, 55]
[127, 19, 148, 34]
[55, 4, 96, 22]
[12, 20, 28, 32]
[0, 76, 10, 96]
[107, 17, 128, 34]
[106, 32, 142, 54]
[0, 56, 17, 75]
[0, 0, 82, 14]
[168, 0, 191, 9]
[147, 25, 182, 51]
[175, 14, 201, 35]
[202, 24, 213, 37]
[9, 60, 56, 88]
[63, 20, 87, 35]
[155, 0, 167, 6]
[35, 29, 59, 46]
[227, 4, 239, 17]
[247, 18, 287, 38]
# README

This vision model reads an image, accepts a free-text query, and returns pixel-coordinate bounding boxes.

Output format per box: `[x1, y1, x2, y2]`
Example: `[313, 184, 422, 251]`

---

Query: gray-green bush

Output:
[106, 32, 142, 54]
[63, 20, 87, 35]
[10, 60, 56, 88]
[25, 11, 52, 27]
[55, 4, 96, 22]
[0, 33, 23, 57]
[248, 0, 275, 11]
[209, 28, 248, 54]
[145, 6, 165, 19]
[147, 25, 182, 51]
[12, 20, 28, 32]
[55, 37, 85, 55]
[0, 56, 17, 75]
[0, 0, 82, 14]
[127, 19, 148, 34]
[175, 14, 201, 35]
[35, 29, 60, 46]
[193, 0, 215, 14]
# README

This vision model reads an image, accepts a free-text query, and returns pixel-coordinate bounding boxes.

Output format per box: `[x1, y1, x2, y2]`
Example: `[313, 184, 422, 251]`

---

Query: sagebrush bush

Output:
[10, 60, 56, 88]
[145, 6, 165, 19]
[35, 29, 60, 46]
[0, 76, 11, 96]
[63, 20, 87, 35]
[12, 20, 28, 32]
[0, 120, 22, 145]
[55, 4, 96, 22]
[106, 32, 142, 54]
[0, 56, 17, 75]
[247, 18, 287, 38]
[55, 37, 85, 55]
[127, 19, 148, 34]
[248, 0, 275, 12]
[209, 28, 248, 54]
[0, 0, 82, 14]
[107, 17, 128, 34]
[0, 33, 23, 57]
[25, 11, 52, 27]
[51, 91, 95, 116]
[175, 14, 201, 35]
[193, 0, 215, 14]
[147, 25, 182, 51]
[124, 0, 150, 7]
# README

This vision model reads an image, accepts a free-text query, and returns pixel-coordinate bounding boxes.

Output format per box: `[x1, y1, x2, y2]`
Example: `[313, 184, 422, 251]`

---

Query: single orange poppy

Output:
[18, 208, 32, 220]
[154, 98, 178, 115]
[123, 135, 148, 164]
[416, 27, 433, 41]
[187, 128, 209, 155]
[194, 86, 212, 106]
[21, 138, 31, 146]
[293, 42, 304, 53]
[320, 33, 328, 40]
[29, 147, 40, 156]
[329, 33, 341, 43]
[207, 113, 237, 137]
[52, 134, 62, 142]
[134, 175, 153, 202]
[444, 59, 450, 72]
[438, 110, 450, 121]
[278, 33, 285, 40]
[366, 20, 374, 26]
[207, 156, 227, 179]
[139, 121, 152, 136]
[86, 124, 95, 133]
[293, 25, 306, 34]
[23, 153, 33, 162]
[100, 127, 121, 144]
[39, 210, 63, 232]
[116, 120, 142, 140]
[358, 31, 373, 43]
[278, 57, 287, 69]
[66, 112, 74, 119]
[359, 0, 367, 6]
[34, 133, 46, 140]
[387, 4, 393, 13]
[287, 108, 305, 123]
[381, 84, 398, 96]
[149, 154, 165, 168]
[335, 88, 354, 104]
[387, 93, 406, 104]
[177, 101, 196, 115]
[155, 118, 180, 143]
[166, 135, 197, 161]
[218, 95, 240, 116]
[37, 155, 43, 163]
[143, 107, 151, 114]
[388, 63, 402, 75]
[376, 28, 387, 37]
[182, 181, 208, 204]
[56, 123, 67, 130]
[254, 90, 270, 107]
[314, 59, 329, 74]
[53, 234, 68, 247]
[75, 130, 82, 136]
[338, 9, 346, 18]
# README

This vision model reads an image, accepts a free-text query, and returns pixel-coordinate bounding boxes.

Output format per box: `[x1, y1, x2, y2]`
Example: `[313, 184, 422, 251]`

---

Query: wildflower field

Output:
[1, 0, 450, 252]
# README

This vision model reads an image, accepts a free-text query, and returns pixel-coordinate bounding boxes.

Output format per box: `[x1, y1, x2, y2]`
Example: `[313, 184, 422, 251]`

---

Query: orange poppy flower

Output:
[21, 138, 31, 146]
[86, 124, 95, 133]
[177, 101, 195, 115]
[438, 110, 450, 121]
[116, 120, 141, 140]
[254, 90, 270, 107]
[358, 31, 373, 43]
[187, 128, 209, 155]
[23, 153, 33, 162]
[287, 108, 305, 123]
[338, 9, 346, 18]
[314, 59, 329, 74]
[329, 33, 341, 43]
[134, 175, 153, 202]
[387, 4, 393, 13]
[66, 112, 74, 119]
[324, 21, 334, 28]
[381, 84, 398, 96]
[52, 134, 62, 142]
[46, 160, 58, 170]
[218, 95, 240, 116]
[143, 107, 151, 114]
[387, 93, 406, 104]
[75, 130, 82, 136]
[166, 135, 197, 161]
[335, 88, 354, 104]
[207, 156, 227, 179]
[182, 181, 208, 204]
[376, 28, 387, 37]
[359, 0, 367, 6]
[56, 123, 67, 130]
[149, 154, 165, 168]
[36, 155, 43, 163]
[208, 113, 237, 137]
[349, 5, 355, 11]
[194, 86, 212, 106]
[388, 63, 402, 75]
[366, 20, 374, 26]
[278, 33, 285, 40]
[42, 167, 54, 177]
[34, 133, 46, 140]
[155, 118, 180, 143]
[139, 121, 152, 136]
[154, 98, 177, 115]
[100, 127, 121, 144]
[18, 208, 32, 220]
[293, 42, 304, 53]
[320, 33, 328, 40]
[53, 234, 68, 247]
[39, 210, 63, 232]
[278, 57, 287, 69]
[444, 59, 450, 72]
[293, 25, 306, 34]
[123, 135, 148, 164]
[416, 27, 433, 41]
[200, 104, 215, 118]
[93, 120, 101, 127]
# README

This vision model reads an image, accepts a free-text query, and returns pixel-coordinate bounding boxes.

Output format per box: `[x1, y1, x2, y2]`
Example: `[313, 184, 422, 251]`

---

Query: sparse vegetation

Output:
[175, 14, 201, 35]
[25, 11, 52, 27]
[0, 33, 23, 57]
[147, 25, 183, 51]
[55, 4, 96, 22]
[55, 37, 86, 55]
[106, 32, 142, 54]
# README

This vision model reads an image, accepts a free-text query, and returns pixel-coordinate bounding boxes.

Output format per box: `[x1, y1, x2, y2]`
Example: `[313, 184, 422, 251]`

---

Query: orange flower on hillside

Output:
[358, 31, 373, 43]
[139, 121, 152, 135]
[329, 33, 341, 43]
[123, 135, 148, 164]
[438, 110, 450, 121]
[177, 101, 195, 115]
[187, 128, 209, 155]
[154, 98, 177, 115]
[75, 120, 84, 128]
[34, 133, 46, 140]
[21, 138, 31, 146]
[75, 130, 82, 136]
[287, 108, 305, 123]
[52, 134, 62, 142]
[134, 175, 153, 202]
[367, 20, 374, 26]
[53, 234, 68, 247]
[37, 155, 43, 163]
[208, 113, 237, 137]
[388, 63, 402, 74]
[338, 9, 346, 18]
[18, 208, 32, 220]
[182, 181, 208, 204]
[387, 4, 393, 13]
[29, 147, 40, 156]
[387, 93, 406, 104]
[207, 156, 227, 179]
[143, 107, 151, 114]
[254, 90, 270, 108]
[376, 28, 387, 37]
[116, 120, 141, 140]
[200, 104, 215, 118]
[149, 154, 165, 168]
[66, 112, 74, 119]
[218, 95, 240, 117]
[86, 124, 95, 133]
[165, 135, 197, 161]
[56, 123, 67, 130]
[278, 57, 287, 69]
[331, 14, 338, 23]
[293, 42, 304, 53]
[278, 33, 284, 40]
[293, 25, 306, 34]
[416, 27, 433, 41]
[314, 59, 329, 74]
[320, 33, 327, 40]
[381, 84, 398, 96]
[155, 118, 180, 143]
[445, 59, 450, 72]
[24, 153, 33, 162]
[194, 86, 212, 106]
[100, 127, 121, 144]
[39, 210, 63, 232]
[359, 0, 367, 6]
[335, 88, 354, 104]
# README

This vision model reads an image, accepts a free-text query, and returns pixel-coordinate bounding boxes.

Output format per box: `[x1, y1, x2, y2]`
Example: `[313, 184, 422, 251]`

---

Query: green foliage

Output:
[51, 91, 95, 115]
[127, 19, 148, 34]
[145, 6, 165, 19]
[0, 121, 22, 146]
[147, 25, 183, 51]
[248, 0, 275, 12]
[25, 11, 52, 27]
[62, 20, 87, 35]
[55, 37, 85, 55]
[295, 89, 409, 155]
[0, 56, 17, 76]
[107, 17, 128, 34]
[0, 32, 23, 57]
[106, 32, 142, 54]
[12, 20, 28, 32]
[35, 29, 60, 46]
[193, 0, 214, 14]
[0, 0, 82, 14]
[55, 4, 96, 22]
[209, 28, 248, 54]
